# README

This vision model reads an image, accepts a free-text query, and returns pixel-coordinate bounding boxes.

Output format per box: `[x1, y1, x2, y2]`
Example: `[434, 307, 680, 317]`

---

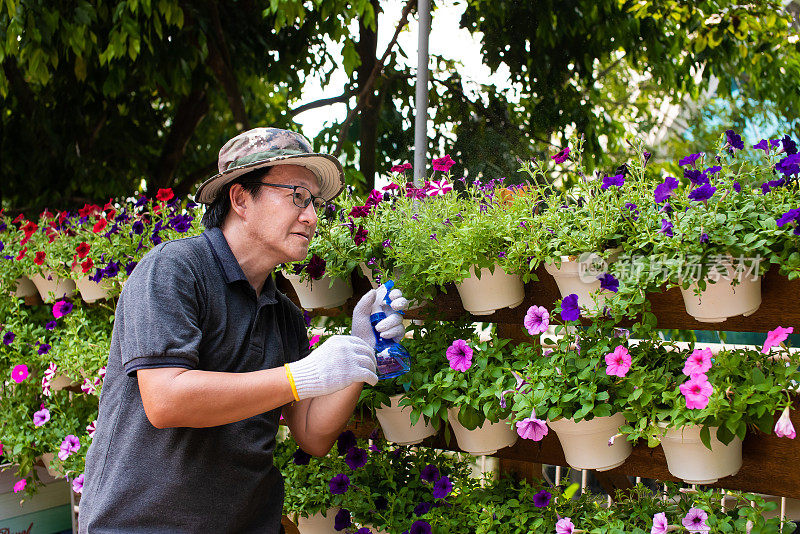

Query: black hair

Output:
[201, 167, 272, 229]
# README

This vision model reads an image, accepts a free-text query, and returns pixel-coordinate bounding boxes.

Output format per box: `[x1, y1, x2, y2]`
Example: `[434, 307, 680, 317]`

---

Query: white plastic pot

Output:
[74, 274, 114, 303]
[296, 508, 339, 534]
[679, 263, 761, 323]
[544, 251, 618, 315]
[455, 265, 525, 315]
[547, 413, 632, 471]
[660, 425, 743, 484]
[375, 394, 437, 445]
[447, 407, 518, 455]
[39, 452, 60, 478]
[29, 272, 77, 303]
[14, 276, 38, 298]
[283, 273, 353, 310]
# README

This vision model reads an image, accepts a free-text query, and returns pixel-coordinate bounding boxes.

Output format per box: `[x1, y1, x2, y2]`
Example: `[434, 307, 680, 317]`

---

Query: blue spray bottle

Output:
[371, 280, 411, 379]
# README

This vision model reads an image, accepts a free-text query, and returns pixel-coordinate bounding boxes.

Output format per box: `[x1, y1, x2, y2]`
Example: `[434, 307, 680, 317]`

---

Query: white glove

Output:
[287, 335, 377, 400]
[351, 285, 409, 347]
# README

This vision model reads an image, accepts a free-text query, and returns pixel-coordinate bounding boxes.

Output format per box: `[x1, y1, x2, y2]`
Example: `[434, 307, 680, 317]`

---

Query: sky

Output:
[290, 0, 515, 141]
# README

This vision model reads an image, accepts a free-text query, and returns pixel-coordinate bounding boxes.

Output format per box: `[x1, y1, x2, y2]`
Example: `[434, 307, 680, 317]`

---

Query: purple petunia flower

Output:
[345, 447, 368, 470]
[725, 129, 744, 150]
[688, 183, 717, 202]
[409, 520, 432, 534]
[733, 181, 741, 192]
[58, 434, 81, 461]
[700, 233, 709, 243]
[3, 332, 15, 345]
[776, 153, 800, 176]
[131, 220, 145, 235]
[551, 147, 570, 164]
[33, 407, 50, 427]
[329, 474, 350, 495]
[306, 254, 326, 280]
[682, 507, 709, 533]
[52, 300, 73, 319]
[170, 214, 193, 233]
[125, 261, 138, 276]
[38, 343, 51, 355]
[414, 502, 432, 516]
[684, 169, 708, 186]
[678, 152, 702, 167]
[654, 177, 679, 203]
[777, 208, 800, 228]
[336, 430, 357, 455]
[783, 135, 798, 155]
[533, 489, 552, 508]
[524, 305, 550, 335]
[292, 448, 311, 465]
[103, 261, 120, 279]
[72, 473, 84, 494]
[432, 476, 453, 499]
[705, 165, 722, 175]
[598, 273, 619, 293]
[624, 202, 639, 220]
[446, 339, 473, 372]
[334, 508, 351, 531]
[659, 219, 674, 237]
[420, 464, 440, 483]
[45, 320, 57, 330]
[560, 294, 580, 322]
[601, 174, 625, 190]
[516, 413, 548, 441]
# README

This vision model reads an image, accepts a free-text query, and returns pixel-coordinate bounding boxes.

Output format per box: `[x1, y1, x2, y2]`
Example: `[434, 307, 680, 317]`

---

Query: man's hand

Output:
[351, 285, 409, 347]
[287, 335, 377, 400]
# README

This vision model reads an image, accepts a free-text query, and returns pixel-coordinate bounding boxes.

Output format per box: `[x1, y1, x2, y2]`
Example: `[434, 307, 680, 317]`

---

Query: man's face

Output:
[243, 164, 320, 265]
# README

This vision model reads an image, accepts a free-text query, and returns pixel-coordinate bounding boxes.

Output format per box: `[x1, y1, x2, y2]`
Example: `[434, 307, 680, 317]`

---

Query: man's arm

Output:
[137, 366, 296, 428]
[281, 382, 363, 456]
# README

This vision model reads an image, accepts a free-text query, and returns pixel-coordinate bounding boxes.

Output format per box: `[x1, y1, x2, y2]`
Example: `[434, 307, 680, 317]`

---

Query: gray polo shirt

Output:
[79, 227, 310, 533]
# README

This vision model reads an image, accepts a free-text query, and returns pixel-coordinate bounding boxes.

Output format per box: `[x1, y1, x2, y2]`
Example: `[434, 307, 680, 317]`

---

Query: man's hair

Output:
[201, 167, 272, 229]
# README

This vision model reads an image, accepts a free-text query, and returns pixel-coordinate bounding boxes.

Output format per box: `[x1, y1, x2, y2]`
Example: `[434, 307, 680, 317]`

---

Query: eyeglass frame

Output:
[240, 181, 328, 211]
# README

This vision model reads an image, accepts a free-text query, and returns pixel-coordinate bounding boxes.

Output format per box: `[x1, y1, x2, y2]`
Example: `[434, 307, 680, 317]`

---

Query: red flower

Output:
[92, 219, 108, 233]
[76, 242, 91, 258]
[16, 247, 27, 260]
[22, 221, 37, 238]
[34, 251, 46, 265]
[354, 225, 368, 245]
[78, 204, 101, 218]
[12, 214, 25, 224]
[58, 211, 68, 225]
[156, 188, 174, 202]
[40, 209, 54, 220]
[80, 258, 94, 274]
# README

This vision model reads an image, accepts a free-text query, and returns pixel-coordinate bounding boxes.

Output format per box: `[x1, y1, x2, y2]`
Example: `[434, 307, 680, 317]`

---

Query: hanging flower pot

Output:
[455, 265, 525, 316]
[14, 276, 38, 298]
[660, 425, 743, 484]
[358, 262, 380, 290]
[374, 394, 437, 445]
[29, 272, 77, 303]
[447, 407, 518, 455]
[547, 412, 632, 471]
[283, 273, 353, 311]
[544, 251, 619, 315]
[38, 452, 61, 478]
[72, 266, 114, 303]
[295, 507, 339, 534]
[679, 261, 761, 323]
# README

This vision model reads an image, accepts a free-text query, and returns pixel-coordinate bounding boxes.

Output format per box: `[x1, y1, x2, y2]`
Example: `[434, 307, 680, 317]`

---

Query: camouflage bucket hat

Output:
[195, 127, 345, 205]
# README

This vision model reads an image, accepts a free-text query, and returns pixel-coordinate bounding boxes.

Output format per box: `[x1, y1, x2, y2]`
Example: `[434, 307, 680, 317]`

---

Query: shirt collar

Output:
[203, 227, 277, 302]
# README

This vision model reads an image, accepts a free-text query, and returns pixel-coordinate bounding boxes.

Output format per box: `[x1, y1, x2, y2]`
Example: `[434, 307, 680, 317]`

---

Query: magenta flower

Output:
[52, 300, 73, 319]
[605, 345, 632, 377]
[58, 434, 81, 461]
[72, 474, 84, 494]
[683, 348, 713, 376]
[651, 512, 668, 534]
[426, 179, 453, 196]
[762, 326, 794, 353]
[390, 162, 412, 173]
[516, 413, 548, 441]
[33, 407, 50, 427]
[431, 155, 455, 172]
[679, 374, 713, 410]
[11, 364, 29, 383]
[13, 479, 26, 494]
[682, 507, 709, 533]
[446, 339, 473, 372]
[555, 517, 575, 534]
[86, 420, 97, 438]
[775, 406, 796, 439]
[551, 147, 570, 164]
[524, 305, 550, 335]
[353, 225, 368, 246]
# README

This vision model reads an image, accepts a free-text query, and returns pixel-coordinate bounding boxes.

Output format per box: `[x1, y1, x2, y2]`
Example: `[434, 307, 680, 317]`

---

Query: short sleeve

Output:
[117, 244, 203, 376]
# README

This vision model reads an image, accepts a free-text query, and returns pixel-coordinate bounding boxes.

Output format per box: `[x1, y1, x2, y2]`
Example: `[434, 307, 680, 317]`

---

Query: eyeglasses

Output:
[242, 182, 327, 211]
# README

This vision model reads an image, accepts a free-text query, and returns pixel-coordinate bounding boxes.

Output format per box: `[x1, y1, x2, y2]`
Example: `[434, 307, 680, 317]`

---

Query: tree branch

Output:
[205, 0, 250, 130]
[289, 89, 358, 117]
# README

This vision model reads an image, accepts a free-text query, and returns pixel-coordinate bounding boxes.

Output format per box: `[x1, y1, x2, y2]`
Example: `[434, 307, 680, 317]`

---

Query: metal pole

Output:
[413, 0, 430, 187]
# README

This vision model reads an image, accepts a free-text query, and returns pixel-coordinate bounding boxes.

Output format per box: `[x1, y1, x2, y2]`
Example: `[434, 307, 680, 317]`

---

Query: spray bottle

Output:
[372, 280, 411, 379]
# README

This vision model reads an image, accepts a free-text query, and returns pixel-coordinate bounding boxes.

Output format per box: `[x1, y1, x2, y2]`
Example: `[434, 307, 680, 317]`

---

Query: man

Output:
[79, 127, 406, 533]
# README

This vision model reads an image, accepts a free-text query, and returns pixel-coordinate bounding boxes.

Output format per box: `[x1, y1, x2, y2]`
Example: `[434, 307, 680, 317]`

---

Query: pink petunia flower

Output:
[682, 507, 709, 533]
[516, 411, 549, 441]
[679, 374, 713, 410]
[58, 435, 81, 461]
[33, 408, 50, 427]
[775, 406, 796, 439]
[309, 335, 321, 348]
[390, 162, 412, 174]
[524, 305, 550, 335]
[72, 474, 84, 494]
[11, 364, 29, 383]
[431, 155, 455, 172]
[426, 179, 453, 196]
[762, 326, 794, 353]
[86, 420, 97, 439]
[683, 347, 713, 376]
[651, 512, 668, 534]
[41, 375, 52, 397]
[446, 339, 473, 372]
[81, 377, 101, 395]
[605, 345, 632, 377]
[44, 362, 57, 381]
[98, 366, 106, 379]
[13, 479, 27, 493]
[555, 517, 575, 534]
[52, 300, 73, 319]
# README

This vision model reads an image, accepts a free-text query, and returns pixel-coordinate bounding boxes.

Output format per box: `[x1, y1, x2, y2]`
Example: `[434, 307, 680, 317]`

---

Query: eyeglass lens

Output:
[292, 187, 326, 211]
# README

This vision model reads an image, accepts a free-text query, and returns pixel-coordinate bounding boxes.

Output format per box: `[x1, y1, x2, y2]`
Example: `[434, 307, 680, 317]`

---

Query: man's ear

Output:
[229, 183, 249, 219]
